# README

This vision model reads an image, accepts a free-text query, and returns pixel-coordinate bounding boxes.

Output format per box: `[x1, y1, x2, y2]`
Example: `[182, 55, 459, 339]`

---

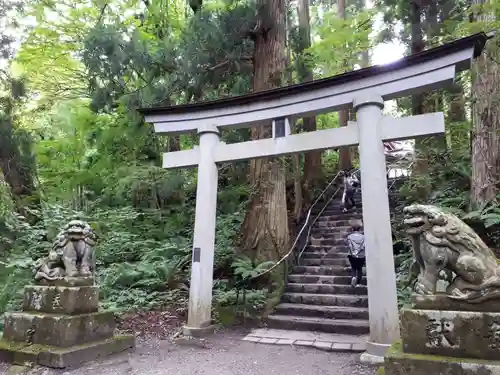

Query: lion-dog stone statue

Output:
[34, 220, 97, 282]
[404, 204, 500, 304]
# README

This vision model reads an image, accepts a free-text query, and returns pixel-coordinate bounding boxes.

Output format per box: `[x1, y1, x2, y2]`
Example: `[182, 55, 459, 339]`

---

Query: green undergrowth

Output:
[0, 191, 282, 327]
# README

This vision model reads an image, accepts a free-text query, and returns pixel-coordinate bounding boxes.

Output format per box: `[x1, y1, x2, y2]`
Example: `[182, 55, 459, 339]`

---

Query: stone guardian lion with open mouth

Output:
[404, 204, 500, 303]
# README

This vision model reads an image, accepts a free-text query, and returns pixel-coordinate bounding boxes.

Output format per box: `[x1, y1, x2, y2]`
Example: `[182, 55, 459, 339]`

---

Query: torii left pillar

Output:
[183, 124, 220, 336]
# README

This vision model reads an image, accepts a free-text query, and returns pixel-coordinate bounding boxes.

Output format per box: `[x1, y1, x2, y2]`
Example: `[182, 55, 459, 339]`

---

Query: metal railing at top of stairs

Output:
[296, 168, 360, 264]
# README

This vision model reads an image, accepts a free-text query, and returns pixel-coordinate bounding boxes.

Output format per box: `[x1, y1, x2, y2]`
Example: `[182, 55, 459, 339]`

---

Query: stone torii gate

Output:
[139, 32, 488, 363]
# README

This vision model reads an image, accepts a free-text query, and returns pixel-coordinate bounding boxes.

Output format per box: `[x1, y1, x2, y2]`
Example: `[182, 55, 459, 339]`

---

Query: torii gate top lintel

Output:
[139, 32, 488, 135]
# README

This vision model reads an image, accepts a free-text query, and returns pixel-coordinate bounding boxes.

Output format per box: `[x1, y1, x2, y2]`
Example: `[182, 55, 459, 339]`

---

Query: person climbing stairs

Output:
[266, 188, 369, 335]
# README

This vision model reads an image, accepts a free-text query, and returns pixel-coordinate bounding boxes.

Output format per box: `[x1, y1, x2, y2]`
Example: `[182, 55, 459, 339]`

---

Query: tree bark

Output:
[240, 0, 289, 261]
[286, 9, 303, 224]
[441, 0, 467, 151]
[447, 81, 467, 151]
[422, 0, 446, 148]
[337, 0, 351, 171]
[167, 136, 180, 152]
[297, 0, 322, 195]
[410, 0, 432, 198]
[471, 0, 499, 209]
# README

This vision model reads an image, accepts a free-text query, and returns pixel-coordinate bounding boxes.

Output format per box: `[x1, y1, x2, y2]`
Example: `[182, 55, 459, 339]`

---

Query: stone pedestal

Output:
[381, 297, 500, 374]
[0, 279, 134, 368]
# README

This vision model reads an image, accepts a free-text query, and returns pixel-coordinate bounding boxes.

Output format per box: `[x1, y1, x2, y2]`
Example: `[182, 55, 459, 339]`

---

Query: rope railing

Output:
[236, 170, 345, 285]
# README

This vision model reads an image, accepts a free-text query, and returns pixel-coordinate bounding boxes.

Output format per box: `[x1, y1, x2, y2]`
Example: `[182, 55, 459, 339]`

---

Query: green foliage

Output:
[231, 256, 275, 279]
[309, 8, 373, 77]
[463, 203, 500, 229]
[0, 195, 249, 315]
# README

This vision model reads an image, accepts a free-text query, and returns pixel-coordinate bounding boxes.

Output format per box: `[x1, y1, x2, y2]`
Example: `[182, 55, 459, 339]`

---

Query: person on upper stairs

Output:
[346, 219, 365, 288]
[341, 169, 359, 213]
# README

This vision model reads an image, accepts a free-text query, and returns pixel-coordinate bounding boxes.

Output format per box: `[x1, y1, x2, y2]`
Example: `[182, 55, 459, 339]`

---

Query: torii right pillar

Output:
[355, 94, 402, 364]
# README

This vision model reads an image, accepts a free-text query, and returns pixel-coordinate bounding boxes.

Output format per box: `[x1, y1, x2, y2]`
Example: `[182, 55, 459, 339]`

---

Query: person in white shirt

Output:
[341, 170, 359, 213]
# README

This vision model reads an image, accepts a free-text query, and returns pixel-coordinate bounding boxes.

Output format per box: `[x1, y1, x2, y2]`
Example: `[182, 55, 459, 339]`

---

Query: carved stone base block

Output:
[35, 276, 94, 287]
[3, 311, 115, 347]
[401, 309, 500, 360]
[382, 343, 500, 375]
[23, 285, 98, 315]
[0, 335, 135, 369]
[0, 283, 135, 369]
[411, 293, 500, 313]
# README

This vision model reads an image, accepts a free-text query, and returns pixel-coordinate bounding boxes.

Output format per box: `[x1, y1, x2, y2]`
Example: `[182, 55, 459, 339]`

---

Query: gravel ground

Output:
[0, 329, 377, 375]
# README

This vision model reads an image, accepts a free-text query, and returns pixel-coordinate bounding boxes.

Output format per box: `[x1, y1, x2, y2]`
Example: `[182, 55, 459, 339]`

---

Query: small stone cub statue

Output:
[34, 220, 97, 281]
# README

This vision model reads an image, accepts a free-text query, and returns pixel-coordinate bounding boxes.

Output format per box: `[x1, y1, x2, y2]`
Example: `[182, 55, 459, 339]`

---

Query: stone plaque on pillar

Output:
[193, 247, 201, 263]
[0, 220, 135, 369]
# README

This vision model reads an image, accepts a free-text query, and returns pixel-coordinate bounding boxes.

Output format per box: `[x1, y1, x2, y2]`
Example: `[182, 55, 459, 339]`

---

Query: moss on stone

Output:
[387, 340, 500, 366]
[0, 339, 36, 351]
[7, 365, 30, 375]
[376, 366, 385, 375]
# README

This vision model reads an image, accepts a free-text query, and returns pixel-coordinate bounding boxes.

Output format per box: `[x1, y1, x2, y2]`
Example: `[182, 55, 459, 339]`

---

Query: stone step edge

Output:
[242, 335, 367, 353]
[267, 315, 369, 327]
[275, 303, 369, 313]
[286, 282, 367, 290]
[288, 274, 366, 279]
[282, 292, 368, 299]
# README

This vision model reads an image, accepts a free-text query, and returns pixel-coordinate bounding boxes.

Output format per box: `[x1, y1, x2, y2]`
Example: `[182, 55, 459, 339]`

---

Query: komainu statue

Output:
[404, 204, 500, 303]
[34, 220, 97, 282]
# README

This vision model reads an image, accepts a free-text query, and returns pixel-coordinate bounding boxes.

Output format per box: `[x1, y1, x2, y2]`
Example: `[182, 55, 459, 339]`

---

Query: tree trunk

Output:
[0, 99, 41, 223]
[423, 0, 446, 148]
[471, 0, 499, 209]
[410, 0, 432, 198]
[447, 82, 467, 151]
[167, 136, 180, 152]
[441, 0, 466, 152]
[337, 0, 351, 171]
[286, 9, 303, 224]
[240, 0, 289, 261]
[297, 0, 322, 194]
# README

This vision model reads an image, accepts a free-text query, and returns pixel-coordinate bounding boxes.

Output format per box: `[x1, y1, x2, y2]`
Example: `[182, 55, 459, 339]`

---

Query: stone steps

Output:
[292, 266, 366, 276]
[312, 213, 363, 221]
[287, 274, 367, 285]
[300, 252, 350, 259]
[302, 244, 351, 253]
[299, 250, 348, 258]
[282, 292, 368, 308]
[266, 315, 369, 335]
[312, 219, 354, 227]
[309, 238, 351, 246]
[274, 303, 369, 320]
[309, 233, 350, 240]
[286, 283, 367, 296]
[300, 258, 349, 266]
[311, 225, 351, 233]
[263, 187, 371, 350]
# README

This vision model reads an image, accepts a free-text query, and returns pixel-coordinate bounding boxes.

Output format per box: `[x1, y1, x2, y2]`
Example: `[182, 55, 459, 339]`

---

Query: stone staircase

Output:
[266, 189, 369, 335]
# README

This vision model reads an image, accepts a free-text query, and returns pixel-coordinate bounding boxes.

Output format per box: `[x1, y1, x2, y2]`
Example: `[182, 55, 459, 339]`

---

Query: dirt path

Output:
[0, 329, 377, 375]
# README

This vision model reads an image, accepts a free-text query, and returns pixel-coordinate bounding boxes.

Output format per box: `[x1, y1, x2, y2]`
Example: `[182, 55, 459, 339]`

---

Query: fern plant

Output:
[231, 256, 276, 279]
[463, 202, 500, 228]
